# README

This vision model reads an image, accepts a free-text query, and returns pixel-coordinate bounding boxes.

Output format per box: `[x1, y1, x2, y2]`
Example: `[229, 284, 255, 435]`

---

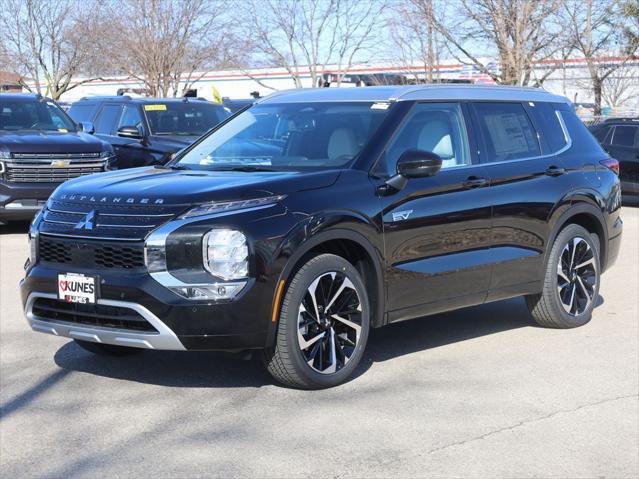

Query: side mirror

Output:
[78, 121, 95, 134]
[117, 125, 144, 139]
[385, 150, 442, 191]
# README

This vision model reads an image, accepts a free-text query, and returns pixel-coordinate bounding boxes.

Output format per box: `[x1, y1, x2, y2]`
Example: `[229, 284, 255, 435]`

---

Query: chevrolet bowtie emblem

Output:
[74, 210, 98, 230]
[51, 160, 71, 167]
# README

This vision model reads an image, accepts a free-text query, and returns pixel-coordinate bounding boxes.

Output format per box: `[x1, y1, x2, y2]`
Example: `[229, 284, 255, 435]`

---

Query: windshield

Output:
[144, 102, 229, 136]
[176, 102, 391, 171]
[0, 99, 76, 132]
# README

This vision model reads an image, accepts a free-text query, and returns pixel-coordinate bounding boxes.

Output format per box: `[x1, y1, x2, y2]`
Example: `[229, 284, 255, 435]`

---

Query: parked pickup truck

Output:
[0, 93, 113, 224]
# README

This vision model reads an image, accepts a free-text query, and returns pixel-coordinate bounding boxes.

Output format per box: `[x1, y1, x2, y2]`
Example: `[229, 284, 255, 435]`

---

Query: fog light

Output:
[169, 282, 246, 301]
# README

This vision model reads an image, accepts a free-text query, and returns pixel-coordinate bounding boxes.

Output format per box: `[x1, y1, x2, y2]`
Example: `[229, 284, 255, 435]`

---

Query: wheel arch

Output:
[547, 200, 608, 271]
[266, 227, 386, 348]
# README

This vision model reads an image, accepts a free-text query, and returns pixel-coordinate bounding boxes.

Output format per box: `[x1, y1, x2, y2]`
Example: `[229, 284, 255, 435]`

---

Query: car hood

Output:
[0, 130, 108, 153]
[51, 166, 341, 206]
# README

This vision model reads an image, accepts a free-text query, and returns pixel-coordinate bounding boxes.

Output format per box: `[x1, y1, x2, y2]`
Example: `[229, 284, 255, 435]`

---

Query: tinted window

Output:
[67, 103, 98, 123]
[591, 125, 612, 143]
[177, 102, 391, 171]
[0, 99, 75, 132]
[144, 102, 229, 136]
[94, 104, 122, 134]
[117, 105, 144, 131]
[526, 102, 567, 152]
[473, 102, 540, 162]
[383, 102, 470, 175]
[611, 126, 638, 147]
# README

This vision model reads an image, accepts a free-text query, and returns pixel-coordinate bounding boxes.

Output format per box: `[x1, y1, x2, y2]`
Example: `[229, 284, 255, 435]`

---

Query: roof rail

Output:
[79, 95, 132, 101]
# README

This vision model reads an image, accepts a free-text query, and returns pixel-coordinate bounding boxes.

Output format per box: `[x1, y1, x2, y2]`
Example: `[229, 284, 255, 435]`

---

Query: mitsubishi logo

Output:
[74, 210, 98, 230]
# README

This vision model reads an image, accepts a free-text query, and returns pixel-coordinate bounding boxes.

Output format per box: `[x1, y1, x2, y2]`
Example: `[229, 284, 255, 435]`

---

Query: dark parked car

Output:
[67, 96, 229, 169]
[589, 118, 639, 196]
[0, 93, 113, 224]
[22, 86, 622, 388]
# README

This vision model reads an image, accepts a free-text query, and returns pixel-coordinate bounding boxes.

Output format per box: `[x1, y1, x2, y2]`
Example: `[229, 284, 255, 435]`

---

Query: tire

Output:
[74, 339, 143, 356]
[264, 254, 370, 389]
[526, 224, 601, 328]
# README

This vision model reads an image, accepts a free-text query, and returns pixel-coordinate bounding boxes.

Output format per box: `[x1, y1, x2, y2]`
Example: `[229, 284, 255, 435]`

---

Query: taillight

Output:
[600, 158, 619, 175]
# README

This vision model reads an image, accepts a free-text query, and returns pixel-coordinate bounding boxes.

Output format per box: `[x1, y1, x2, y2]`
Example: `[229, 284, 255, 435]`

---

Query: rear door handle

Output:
[463, 176, 488, 188]
[545, 165, 565, 176]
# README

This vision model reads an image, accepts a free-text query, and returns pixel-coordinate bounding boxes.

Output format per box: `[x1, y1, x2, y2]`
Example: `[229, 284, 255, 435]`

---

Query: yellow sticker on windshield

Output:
[57, 128, 68, 133]
[144, 104, 167, 111]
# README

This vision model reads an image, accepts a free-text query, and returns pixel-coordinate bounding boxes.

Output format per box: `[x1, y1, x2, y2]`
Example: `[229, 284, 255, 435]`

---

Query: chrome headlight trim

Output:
[144, 203, 275, 301]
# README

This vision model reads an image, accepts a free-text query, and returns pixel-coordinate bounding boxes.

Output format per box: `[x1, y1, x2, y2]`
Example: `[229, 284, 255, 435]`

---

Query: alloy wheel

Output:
[557, 237, 598, 316]
[297, 271, 363, 374]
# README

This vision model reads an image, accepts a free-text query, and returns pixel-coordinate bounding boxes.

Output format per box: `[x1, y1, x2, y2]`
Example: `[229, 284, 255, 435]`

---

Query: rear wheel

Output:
[526, 224, 600, 328]
[264, 254, 370, 389]
[74, 339, 143, 356]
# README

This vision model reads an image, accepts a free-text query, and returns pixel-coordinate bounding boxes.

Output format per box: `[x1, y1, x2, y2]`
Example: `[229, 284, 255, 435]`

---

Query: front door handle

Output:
[463, 176, 488, 188]
[545, 165, 566, 176]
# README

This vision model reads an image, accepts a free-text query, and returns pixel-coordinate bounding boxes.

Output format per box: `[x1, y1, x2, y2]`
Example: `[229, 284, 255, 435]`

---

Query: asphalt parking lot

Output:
[1, 206, 638, 478]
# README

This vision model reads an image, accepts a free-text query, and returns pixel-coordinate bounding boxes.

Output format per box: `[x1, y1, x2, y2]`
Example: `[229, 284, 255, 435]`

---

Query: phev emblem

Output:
[74, 210, 98, 230]
[392, 210, 413, 222]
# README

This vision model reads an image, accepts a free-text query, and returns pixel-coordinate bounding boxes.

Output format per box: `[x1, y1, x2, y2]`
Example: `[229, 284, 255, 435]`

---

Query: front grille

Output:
[5, 152, 107, 183]
[39, 236, 145, 270]
[39, 199, 184, 241]
[32, 297, 158, 332]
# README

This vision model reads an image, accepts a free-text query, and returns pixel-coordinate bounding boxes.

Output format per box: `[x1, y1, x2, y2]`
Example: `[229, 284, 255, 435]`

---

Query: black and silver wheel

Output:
[264, 254, 370, 389]
[74, 339, 143, 356]
[526, 224, 601, 328]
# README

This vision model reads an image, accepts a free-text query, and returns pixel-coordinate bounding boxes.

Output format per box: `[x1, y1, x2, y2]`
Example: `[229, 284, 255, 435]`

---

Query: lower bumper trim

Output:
[25, 292, 186, 351]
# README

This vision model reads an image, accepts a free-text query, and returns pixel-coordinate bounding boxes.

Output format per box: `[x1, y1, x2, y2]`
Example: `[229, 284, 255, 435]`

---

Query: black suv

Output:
[0, 93, 113, 224]
[67, 96, 229, 169]
[589, 118, 639, 196]
[22, 86, 622, 388]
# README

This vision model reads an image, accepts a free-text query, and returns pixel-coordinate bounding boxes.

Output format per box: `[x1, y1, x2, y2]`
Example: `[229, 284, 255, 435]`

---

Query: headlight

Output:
[0, 147, 9, 174]
[180, 195, 285, 219]
[203, 229, 248, 280]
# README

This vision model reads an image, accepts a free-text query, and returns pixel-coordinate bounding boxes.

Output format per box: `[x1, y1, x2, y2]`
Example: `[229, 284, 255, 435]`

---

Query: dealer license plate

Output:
[58, 273, 97, 304]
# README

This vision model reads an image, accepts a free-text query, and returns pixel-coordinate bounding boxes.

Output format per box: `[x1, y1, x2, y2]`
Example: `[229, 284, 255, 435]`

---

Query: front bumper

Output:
[21, 262, 276, 351]
[24, 291, 186, 350]
[0, 180, 58, 221]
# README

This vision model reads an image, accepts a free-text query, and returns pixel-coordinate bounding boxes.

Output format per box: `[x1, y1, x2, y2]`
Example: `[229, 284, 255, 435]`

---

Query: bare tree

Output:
[0, 0, 108, 99]
[432, 0, 565, 86]
[102, 0, 239, 98]
[388, 0, 445, 83]
[601, 66, 638, 108]
[239, 0, 387, 89]
[563, 0, 638, 115]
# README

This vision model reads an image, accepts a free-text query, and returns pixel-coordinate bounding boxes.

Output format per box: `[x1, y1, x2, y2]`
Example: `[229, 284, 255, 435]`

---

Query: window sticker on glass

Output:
[371, 102, 390, 110]
[144, 104, 167, 111]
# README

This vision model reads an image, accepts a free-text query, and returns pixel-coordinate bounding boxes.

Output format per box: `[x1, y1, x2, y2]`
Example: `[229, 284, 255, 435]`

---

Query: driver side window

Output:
[384, 102, 470, 176]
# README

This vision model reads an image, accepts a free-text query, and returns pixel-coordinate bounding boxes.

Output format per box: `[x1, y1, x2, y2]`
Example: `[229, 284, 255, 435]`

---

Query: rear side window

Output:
[67, 103, 98, 123]
[591, 125, 612, 143]
[526, 102, 567, 152]
[94, 104, 122, 135]
[611, 126, 638, 147]
[472, 102, 540, 162]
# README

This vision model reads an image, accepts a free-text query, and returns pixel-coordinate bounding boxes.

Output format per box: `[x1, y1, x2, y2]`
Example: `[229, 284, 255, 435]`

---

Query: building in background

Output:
[32, 56, 639, 116]
[0, 72, 23, 93]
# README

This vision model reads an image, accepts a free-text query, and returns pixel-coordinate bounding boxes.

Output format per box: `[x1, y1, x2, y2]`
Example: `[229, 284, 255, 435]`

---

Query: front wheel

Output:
[264, 254, 370, 389]
[526, 224, 601, 328]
